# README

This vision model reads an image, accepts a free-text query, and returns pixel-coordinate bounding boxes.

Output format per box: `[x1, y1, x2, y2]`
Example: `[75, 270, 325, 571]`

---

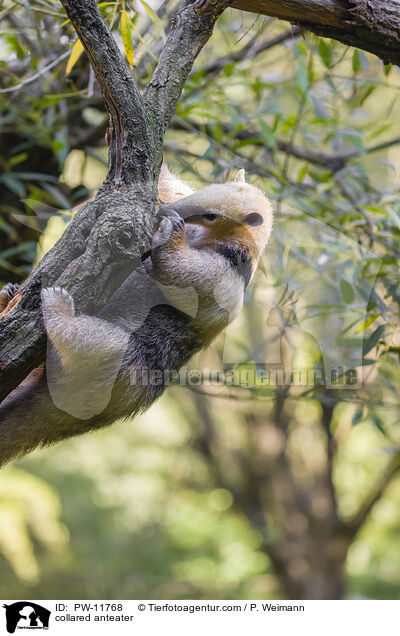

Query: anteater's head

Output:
[158, 166, 273, 272]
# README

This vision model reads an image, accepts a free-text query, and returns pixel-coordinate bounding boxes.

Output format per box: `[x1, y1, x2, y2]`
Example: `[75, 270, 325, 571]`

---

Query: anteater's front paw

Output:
[0, 282, 22, 314]
[1, 282, 21, 301]
[152, 214, 185, 251]
[41, 286, 75, 320]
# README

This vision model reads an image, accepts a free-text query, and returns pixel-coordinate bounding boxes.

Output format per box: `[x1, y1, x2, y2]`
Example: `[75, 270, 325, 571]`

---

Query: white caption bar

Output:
[1, 599, 398, 635]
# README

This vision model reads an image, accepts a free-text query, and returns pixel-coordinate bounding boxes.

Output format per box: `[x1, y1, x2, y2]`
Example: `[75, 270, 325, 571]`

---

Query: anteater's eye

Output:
[203, 213, 217, 222]
[245, 212, 263, 227]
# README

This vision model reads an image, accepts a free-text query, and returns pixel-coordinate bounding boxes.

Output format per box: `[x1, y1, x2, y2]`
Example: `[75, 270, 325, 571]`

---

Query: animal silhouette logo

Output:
[3, 602, 50, 633]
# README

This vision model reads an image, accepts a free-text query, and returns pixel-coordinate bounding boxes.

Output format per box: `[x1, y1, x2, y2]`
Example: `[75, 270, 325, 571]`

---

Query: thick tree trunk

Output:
[267, 547, 347, 599]
[0, 0, 229, 405]
[0, 187, 154, 401]
[266, 521, 351, 599]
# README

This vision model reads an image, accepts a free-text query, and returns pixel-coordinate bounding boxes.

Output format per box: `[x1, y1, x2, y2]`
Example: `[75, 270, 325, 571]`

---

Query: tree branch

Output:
[0, 0, 228, 406]
[143, 0, 230, 154]
[171, 117, 400, 174]
[232, 0, 346, 27]
[192, 25, 302, 81]
[230, 0, 400, 67]
[71, 25, 302, 150]
[345, 453, 400, 537]
[60, 0, 153, 186]
[0, 50, 71, 95]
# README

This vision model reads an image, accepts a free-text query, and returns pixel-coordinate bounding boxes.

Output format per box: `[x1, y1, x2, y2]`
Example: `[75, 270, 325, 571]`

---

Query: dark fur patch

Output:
[216, 245, 253, 287]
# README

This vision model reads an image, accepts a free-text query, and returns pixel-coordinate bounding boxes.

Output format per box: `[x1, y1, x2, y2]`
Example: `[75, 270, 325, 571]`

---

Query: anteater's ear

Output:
[158, 164, 194, 203]
[233, 169, 246, 183]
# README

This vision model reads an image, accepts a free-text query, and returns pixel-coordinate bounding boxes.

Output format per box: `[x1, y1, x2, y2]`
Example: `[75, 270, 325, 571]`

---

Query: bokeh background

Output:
[1, 0, 400, 600]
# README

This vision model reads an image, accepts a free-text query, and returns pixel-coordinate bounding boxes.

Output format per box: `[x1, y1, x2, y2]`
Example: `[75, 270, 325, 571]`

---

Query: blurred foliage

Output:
[1, 0, 400, 600]
[0, 467, 67, 586]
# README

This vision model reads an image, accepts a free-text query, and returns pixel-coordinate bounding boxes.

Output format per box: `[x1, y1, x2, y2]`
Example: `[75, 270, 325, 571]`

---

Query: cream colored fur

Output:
[158, 164, 194, 203]
[159, 168, 273, 257]
[0, 167, 273, 430]
[40, 167, 273, 418]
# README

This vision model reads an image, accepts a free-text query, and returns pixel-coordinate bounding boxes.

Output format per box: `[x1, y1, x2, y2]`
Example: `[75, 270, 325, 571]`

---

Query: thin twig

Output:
[0, 50, 70, 94]
[171, 117, 400, 173]
[193, 25, 302, 80]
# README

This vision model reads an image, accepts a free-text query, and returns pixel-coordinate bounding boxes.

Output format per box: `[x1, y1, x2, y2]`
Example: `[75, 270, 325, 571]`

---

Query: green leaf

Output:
[352, 50, 361, 73]
[10, 172, 59, 183]
[223, 62, 235, 77]
[318, 39, 331, 68]
[5, 34, 25, 59]
[98, 2, 119, 10]
[360, 86, 375, 106]
[213, 121, 222, 144]
[0, 175, 26, 197]
[384, 63, 393, 76]
[8, 153, 28, 169]
[258, 120, 276, 148]
[296, 62, 308, 95]
[362, 324, 385, 356]
[371, 415, 386, 437]
[379, 157, 396, 171]
[352, 409, 364, 425]
[369, 123, 392, 139]
[297, 164, 308, 183]
[340, 279, 355, 304]
[140, 0, 166, 41]
[311, 94, 330, 119]
[356, 315, 379, 333]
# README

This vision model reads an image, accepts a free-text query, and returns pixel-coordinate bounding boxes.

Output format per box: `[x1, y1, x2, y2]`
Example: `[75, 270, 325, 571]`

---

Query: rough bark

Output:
[59, 0, 153, 186]
[0, 0, 228, 403]
[231, 0, 400, 66]
[2, 0, 400, 415]
[0, 189, 153, 401]
[143, 0, 229, 152]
